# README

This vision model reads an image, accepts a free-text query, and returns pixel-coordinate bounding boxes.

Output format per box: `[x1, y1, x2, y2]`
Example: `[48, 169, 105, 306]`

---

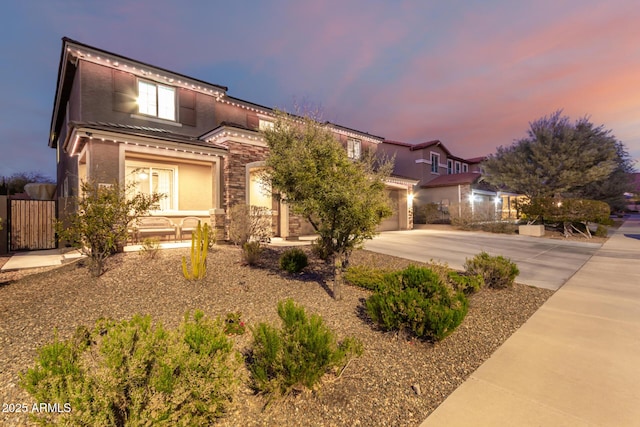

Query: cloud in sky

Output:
[0, 0, 638, 178]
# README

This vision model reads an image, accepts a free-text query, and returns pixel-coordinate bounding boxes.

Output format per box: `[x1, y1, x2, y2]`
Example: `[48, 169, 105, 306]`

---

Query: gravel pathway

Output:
[0, 246, 553, 426]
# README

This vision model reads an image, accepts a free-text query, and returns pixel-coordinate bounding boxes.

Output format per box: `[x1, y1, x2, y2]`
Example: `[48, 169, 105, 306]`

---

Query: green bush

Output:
[365, 265, 468, 341]
[310, 237, 331, 261]
[223, 311, 246, 336]
[242, 241, 263, 266]
[464, 251, 519, 289]
[249, 299, 362, 396]
[447, 271, 484, 294]
[139, 237, 160, 259]
[56, 180, 163, 277]
[21, 312, 241, 426]
[344, 265, 392, 291]
[594, 224, 608, 237]
[279, 248, 309, 273]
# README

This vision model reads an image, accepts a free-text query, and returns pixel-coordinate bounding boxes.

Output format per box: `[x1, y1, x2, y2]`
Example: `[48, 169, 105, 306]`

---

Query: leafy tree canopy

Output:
[482, 111, 623, 199]
[0, 171, 53, 195]
[262, 110, 393, 299]
[571, 141, 636, 211]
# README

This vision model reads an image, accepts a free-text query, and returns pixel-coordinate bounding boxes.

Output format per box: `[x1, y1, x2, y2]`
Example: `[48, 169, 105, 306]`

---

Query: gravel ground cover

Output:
[0, 246, 553, 426]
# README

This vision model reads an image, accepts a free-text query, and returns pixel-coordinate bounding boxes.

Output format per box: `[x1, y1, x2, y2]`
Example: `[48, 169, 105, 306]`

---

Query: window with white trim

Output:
[126, 163, 176, 211]
[347, 138, 361, 159]
[137, 80, 176, 121]
[462, 163, 469, 173]
[455, 161, 461, 174]
[259, 119, 274, 131]
[430, 152, 440, 173]
[447, 159, 453, 175]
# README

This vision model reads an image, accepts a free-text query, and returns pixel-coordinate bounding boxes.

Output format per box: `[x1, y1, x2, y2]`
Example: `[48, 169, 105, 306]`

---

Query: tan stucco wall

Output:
[179, 163, 213, 210]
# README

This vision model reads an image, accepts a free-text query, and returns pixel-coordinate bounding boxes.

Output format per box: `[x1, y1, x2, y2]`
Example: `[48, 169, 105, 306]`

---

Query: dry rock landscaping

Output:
[0, 245, 553, 426]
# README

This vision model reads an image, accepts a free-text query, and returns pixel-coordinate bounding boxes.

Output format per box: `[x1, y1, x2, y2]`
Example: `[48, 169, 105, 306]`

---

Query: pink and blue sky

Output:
[1, 0, 638, 179]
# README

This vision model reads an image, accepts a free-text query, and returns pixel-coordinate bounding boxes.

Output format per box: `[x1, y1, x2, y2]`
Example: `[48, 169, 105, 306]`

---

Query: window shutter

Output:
[112, 70, 136, 113]
[179, 88, 196, 126]
[247, 114, 258, 130]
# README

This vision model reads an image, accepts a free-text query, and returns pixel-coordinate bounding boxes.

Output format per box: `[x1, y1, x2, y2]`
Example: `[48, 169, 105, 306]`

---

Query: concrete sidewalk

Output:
[421, 216, 640, 427]
[0, 248, 84, 270]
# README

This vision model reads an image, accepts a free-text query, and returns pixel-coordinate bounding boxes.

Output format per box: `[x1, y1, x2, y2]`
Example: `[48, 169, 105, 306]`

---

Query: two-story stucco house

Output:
[378, 139, 519, 222]
[49, 38, 415, 240]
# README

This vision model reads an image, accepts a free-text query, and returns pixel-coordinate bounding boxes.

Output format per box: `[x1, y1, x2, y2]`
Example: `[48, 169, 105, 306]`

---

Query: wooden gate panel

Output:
[9, 200, 56, 251]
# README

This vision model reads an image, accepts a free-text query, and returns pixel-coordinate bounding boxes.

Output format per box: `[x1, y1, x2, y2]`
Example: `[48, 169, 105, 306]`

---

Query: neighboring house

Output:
[49, 38, 414, 241]
[378, 140, 520, 222]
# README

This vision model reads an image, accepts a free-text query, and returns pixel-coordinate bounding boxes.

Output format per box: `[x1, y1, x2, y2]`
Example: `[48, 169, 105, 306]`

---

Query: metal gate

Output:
[8, 199, 57, 251]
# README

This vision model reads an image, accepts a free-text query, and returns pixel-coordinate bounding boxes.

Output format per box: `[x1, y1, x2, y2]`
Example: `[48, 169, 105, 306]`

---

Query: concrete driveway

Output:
[364, 227, 602, 290]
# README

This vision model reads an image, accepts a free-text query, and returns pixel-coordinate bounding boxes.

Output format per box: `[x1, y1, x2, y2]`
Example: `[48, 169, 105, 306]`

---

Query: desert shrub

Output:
[242, 241, 263, 266]
[279, 248, 308, 273]
[365, 265, 468, 341]
[249, 299, 362, 396]
[229, 204, 272, 245]
[310, 237, 331, 261]
[478, 221, 518, 234]
[56, 180, 163, 276]
[139, 237, 160, 259]
[464, 251, 519, 289]
[21, 312, 241, 426]
[344, 265, 392, 291]
[447, 271, 484, 294]
[594, 224, 608, 237]
[224, 312, 246, 336]
[414, 203, 442, 224]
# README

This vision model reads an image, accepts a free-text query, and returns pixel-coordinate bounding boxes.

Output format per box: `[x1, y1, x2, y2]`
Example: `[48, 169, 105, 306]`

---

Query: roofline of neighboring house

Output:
[387, 175, 420, 186]
[420, 172, 483, 188]
[465, 156, 486, 164]
[383, 139, 451, 156]
[383, 140, 487, 164]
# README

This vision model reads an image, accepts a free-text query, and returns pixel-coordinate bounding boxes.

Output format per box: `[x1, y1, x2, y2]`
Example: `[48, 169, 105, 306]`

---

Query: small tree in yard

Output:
[262, 111, 393, 300]
[57, 180, 163, 277]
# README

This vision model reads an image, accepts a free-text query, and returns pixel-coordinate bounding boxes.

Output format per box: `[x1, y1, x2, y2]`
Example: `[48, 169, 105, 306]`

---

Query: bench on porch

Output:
[131, 216, 178, 242]
[179, 217, 206, 240]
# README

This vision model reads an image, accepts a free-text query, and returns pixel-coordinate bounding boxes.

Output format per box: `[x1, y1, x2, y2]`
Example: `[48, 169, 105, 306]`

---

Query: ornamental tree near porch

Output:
[57, 180, 163, 277]
[262, 111, 393, 300]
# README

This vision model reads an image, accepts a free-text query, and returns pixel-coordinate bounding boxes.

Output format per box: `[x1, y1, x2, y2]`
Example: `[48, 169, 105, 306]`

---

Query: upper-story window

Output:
[138, 80, 176, 121]
[462, 163, 469, 173]
[348, 138, 361, 159]
[455, 161, 461, 174]
[259, 119, 274, 131]
[447, 159, 453, 175]
[430, 152, 440, 173]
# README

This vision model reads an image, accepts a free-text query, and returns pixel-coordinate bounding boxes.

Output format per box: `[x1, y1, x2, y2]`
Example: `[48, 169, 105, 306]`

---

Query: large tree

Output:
[482, 111, 620, 199]
[572, 141, 636, 211]
[262, 111, 393, 300]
